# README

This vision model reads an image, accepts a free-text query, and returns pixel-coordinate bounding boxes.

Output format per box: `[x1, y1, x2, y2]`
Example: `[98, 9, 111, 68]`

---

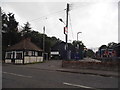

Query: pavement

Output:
[80, 58, 101, 62]
[18, 59, 119, 78]
[56, 68, 119, 77]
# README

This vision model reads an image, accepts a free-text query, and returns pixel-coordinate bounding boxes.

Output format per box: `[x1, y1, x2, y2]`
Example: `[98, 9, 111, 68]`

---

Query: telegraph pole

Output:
[59, 3, 69, 60]
[43, 26, 45, 60]
[43, 26, 45, 52]
[66, 3, 69, 44]
[66, 3, 69, 60]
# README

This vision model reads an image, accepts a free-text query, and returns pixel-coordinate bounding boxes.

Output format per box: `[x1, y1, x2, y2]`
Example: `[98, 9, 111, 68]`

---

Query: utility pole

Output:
[66, 3, 69, 44]
[66, 3, 69, 60]
[59, 3, 69, 60]
[43, 26, 45, 60]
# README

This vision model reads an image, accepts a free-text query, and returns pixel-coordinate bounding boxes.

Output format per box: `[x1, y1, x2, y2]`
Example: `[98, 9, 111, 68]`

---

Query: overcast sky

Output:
[0, 0, 119, 51]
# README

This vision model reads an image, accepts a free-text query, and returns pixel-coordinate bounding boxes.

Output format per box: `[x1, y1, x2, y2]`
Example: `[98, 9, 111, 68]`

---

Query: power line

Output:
[29, 9, 66, 22]
[68, 12, 74, 40]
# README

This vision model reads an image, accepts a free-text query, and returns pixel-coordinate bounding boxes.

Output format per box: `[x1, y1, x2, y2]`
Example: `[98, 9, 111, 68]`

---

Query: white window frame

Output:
[15, 51, 23, 59]
[35, 51, 38, 56]
[5, 51, 13, 59]
[28, 51, 32, 56]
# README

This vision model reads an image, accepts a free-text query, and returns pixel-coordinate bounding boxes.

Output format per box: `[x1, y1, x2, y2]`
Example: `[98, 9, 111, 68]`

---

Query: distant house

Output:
[50, 41, 83, 60]
[5, 38, 43, 64]
[95, 43, 120, 59]
[114, 43, 120, 57]
[101, 49, 116, 58]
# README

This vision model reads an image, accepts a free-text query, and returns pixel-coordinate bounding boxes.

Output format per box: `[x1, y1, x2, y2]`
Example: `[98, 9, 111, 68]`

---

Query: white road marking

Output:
[3, 72, 32, 78]
[63, 82, 93, 89]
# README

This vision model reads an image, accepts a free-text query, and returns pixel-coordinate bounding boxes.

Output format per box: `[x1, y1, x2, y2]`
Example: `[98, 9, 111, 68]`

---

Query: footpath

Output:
[21, 60, 119, 78]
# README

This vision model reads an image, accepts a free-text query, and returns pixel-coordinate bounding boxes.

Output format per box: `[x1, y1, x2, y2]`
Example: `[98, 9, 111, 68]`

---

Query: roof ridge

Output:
[6, 38, 42, 51]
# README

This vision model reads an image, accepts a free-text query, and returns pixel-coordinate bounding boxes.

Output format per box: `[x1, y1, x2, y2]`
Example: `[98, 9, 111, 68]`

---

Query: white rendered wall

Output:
[24, 56, 43, 64]
[5, 59, 11, 63]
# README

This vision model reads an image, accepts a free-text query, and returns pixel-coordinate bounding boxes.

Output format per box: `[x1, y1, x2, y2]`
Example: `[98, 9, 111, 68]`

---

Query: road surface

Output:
[2, 63, 119, 89]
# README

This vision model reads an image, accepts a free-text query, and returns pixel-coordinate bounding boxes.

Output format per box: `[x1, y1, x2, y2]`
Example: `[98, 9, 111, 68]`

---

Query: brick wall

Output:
[62, 60, 120, 71]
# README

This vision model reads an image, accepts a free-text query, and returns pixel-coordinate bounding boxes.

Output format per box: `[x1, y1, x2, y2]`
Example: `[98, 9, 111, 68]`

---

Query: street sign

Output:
[64, 27, 68, 35]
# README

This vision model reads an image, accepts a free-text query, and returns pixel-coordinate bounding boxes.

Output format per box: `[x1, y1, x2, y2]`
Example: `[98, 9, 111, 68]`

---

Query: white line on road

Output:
[3, 72, 32, 78]
[63, 82, 93, 89]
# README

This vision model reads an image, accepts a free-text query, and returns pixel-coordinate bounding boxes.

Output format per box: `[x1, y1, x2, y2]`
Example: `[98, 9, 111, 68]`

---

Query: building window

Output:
[32, 51, 35, 56]
[6, 52, 12, 59]
[24, 51, 29, 56]
[28, 51, 32, 56]
[35, 52, 38, 56]
[38, 51, 42, 56]
[16, 52, 23, 59]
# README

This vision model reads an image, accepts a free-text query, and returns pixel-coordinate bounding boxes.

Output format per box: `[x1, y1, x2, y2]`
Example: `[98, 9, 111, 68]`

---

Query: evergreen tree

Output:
[2, 12, 19, 46]
[21, 22, 32, 38]
[2, 12, 20, 60]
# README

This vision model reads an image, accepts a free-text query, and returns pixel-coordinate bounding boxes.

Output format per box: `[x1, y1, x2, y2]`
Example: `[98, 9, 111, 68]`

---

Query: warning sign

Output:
[64, 27, 68, 35]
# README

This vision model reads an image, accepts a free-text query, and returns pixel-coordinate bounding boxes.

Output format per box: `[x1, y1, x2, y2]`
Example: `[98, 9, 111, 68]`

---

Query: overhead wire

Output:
[29, 9, 66, 22]
[68, 3, 85, 41]
[68, 12, 74, 40]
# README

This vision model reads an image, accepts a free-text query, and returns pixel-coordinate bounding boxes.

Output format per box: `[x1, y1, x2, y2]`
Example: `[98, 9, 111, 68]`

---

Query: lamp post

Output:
[77, 32, 82, 41]
[59, 19, 67, 49]
[59, 19, 65, 25]
[59, 3, 69, 60]
[43, 26, 45, 60]
[77, 32, 82, 49]
[59, 18, 68, 60]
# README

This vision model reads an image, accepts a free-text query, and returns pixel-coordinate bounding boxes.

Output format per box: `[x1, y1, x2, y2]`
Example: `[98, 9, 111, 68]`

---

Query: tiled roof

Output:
[6, 38, 42, 51]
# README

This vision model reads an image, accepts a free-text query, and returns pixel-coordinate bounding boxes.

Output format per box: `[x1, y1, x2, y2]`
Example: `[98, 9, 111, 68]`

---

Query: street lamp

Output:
[59, 18, 65, 25]
[59, 18, 68, 60]
[77, 32, 82, 41]
[43, 26, 45, 60]
[59, 18, 67, 43]
[77, 32, 82, 49]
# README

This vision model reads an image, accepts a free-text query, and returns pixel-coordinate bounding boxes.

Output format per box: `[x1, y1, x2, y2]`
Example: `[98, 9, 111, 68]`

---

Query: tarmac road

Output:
[2, 61, 119, 89]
